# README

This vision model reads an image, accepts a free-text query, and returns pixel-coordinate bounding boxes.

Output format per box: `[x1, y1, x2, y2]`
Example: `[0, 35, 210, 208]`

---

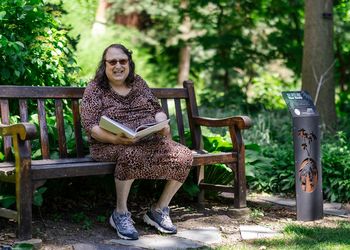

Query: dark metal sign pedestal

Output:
[283, 91, 323, 221]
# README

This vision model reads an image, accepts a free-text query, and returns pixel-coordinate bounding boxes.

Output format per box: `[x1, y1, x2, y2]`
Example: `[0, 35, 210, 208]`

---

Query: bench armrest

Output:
[192, 115, 252, 129]
[0, 123, 37, 140]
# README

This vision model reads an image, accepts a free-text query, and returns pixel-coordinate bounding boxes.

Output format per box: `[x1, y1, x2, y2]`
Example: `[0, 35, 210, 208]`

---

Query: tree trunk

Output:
[177, 0, 191, 86]
[302, 0, 336, 128]
[91, 0, 108, 36]
[178, 45, 191, 86]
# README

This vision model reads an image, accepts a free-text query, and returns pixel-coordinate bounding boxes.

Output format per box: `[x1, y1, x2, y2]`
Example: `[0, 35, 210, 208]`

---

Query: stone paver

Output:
[260, 197, 295, 207]
[239, 225, 282, 240]
[176, 227, 221, 245]
[106, 234, 203, 250]
[74, 243, 142, 250]
[104, 227, 222, 249]
[259, 196, 350, 218]
[14, 238, 42, 250]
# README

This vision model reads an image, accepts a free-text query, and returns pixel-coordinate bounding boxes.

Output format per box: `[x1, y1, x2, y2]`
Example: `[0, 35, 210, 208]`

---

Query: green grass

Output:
[216, 221, 350, 250]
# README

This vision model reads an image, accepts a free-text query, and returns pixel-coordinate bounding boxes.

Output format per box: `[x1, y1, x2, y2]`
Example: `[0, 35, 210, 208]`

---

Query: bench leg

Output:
[195, 165, 205, 204]
[233, 159, 247, 208]
[16, 140, 33, 240]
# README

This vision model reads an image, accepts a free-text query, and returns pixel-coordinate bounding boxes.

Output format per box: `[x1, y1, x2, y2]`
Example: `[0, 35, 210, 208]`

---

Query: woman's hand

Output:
[91, 125, 139, 145]
[155, 112, 171, 138]
[112, 133, 139, 145]
[155, 112, 167, 122]
[158, 124, 171, 138]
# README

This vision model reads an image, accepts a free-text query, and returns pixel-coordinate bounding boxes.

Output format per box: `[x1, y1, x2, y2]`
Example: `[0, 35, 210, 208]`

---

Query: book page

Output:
[99, 116, 136, 138]
[134, 119, 170, 138]
[99, 116, 170, 139]
[135, 122, 158, 132]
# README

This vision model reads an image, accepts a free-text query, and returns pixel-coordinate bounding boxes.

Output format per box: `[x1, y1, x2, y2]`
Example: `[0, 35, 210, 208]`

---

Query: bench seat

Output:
[0, 151, 237, 180]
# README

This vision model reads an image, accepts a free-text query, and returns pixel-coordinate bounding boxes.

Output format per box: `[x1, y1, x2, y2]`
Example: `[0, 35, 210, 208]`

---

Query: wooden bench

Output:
[0, 81, 252, 240]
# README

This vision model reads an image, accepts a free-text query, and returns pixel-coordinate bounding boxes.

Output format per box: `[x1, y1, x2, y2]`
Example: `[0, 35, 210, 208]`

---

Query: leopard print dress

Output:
[80, 75, 193, 182]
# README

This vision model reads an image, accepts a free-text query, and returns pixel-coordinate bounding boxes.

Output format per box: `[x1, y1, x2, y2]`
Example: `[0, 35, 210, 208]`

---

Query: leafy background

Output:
[1, 0, 350, 210]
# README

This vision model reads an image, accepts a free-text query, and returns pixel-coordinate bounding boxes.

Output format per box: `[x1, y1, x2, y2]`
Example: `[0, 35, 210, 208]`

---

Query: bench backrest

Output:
[0, 81, 201, 161]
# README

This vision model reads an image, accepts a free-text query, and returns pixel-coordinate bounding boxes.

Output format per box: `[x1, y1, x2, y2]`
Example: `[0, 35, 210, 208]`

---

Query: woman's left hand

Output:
[155, 112, 171, 138]
[158, 124, 171, 138]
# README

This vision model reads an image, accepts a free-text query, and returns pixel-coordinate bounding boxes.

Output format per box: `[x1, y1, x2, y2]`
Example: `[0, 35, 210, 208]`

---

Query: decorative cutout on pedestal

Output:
[298, 129, 318, 192]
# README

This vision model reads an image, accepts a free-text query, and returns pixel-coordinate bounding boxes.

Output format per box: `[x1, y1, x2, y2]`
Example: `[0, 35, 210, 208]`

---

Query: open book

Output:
[99, 115, 170, 139]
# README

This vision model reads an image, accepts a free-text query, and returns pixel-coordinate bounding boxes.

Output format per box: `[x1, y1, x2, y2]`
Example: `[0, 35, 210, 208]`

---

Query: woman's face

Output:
[105, 48, 130, 87]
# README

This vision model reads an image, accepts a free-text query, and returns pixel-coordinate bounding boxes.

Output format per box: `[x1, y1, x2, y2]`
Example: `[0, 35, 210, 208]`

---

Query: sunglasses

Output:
[105, 59, 129, 66]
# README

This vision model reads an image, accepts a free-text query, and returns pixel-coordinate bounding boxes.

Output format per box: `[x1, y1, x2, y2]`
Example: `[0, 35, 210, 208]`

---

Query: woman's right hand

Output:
[112, 133, 139, 145]
[91, 125, 138, 145]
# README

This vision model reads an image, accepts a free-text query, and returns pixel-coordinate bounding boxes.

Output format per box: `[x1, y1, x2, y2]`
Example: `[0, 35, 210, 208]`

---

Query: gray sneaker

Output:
[109, 210, 139, 240]
[143, 207, 177, 234]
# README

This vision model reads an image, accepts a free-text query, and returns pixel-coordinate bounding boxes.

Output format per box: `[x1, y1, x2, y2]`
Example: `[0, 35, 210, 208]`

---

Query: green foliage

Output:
[12, 243, 34, 250]
[199, 85, 249, 112]
[250, 208, 265, 221]
[72, 211, 92, 230]
[33, 187, 47, 207]
[0, 194, 15, 208]
[322, 131, 350, 203]
[96, 215, 107, 223]
[181, 179, 200, 198]
[202, 133, 272, 188]
[334, 1, 350, 92]
[260, 0, 304, 75]
[336, 91, 350, 124]
[249, 143, 294, 194]
[248, 70, 298, 110]
[0, 184, 47, 208]
[28, 111, 88, 160]
[0, 0, 79, 86]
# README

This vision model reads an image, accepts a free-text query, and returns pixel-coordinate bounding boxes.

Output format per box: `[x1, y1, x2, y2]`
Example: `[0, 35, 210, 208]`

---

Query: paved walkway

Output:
[11, 194, 342, 250]
[73, 227, 221, 250]
[257, 195, 350, 218]
[70, 194, 349, 250]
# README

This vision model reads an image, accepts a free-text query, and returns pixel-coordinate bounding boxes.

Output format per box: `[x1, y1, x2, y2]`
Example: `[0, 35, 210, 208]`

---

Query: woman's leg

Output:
[154, 180, 183, 209]
[143, 180, 182, 234]
[110, 178, 138, 240]
[115, 178, 134, 212]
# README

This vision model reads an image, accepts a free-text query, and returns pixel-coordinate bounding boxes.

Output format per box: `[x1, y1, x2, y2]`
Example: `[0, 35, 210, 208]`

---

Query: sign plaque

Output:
[282, 91, 318, 117]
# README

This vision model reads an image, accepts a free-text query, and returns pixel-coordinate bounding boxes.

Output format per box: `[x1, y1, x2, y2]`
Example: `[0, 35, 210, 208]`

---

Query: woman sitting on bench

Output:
[81, 43, 193, 240]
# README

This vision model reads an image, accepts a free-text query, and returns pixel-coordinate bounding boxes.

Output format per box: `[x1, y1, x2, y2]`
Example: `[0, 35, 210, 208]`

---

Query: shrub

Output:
[322, 131, 350, 202]
[0, 0, 79, 86]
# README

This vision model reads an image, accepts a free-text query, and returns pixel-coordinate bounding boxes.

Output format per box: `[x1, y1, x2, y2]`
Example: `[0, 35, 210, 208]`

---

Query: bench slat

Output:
[192, 152, 237, 166]
[0, 86, 189, 99]
[19, 99, 29, 122]
[32, 161, 115, 180]
[31, 157, 94, 165]
[37, 99, 50, 159]
[0, 161, 15, 176]
[0, 207, 17, 220]
[199, 183, 235, 193]
[55, 100, 67, 158]
[160, 99, 169, 118]
[152, 88, 188, 99]
[0, 99, 12, 160]
[174, 99, 185, 145]
[0, 86, 84, 99]
[0, 167, 15, 176]
[19, 99, 32, 154]
[30, 151, 236, 180]
[72, 100, 84, 157]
